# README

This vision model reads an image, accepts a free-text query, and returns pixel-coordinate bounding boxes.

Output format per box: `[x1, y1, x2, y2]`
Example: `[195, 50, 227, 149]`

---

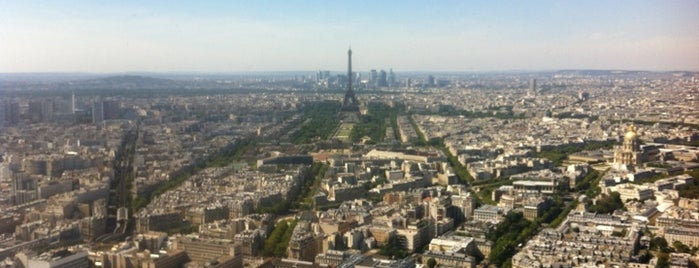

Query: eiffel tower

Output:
[341, 48, 359, 112]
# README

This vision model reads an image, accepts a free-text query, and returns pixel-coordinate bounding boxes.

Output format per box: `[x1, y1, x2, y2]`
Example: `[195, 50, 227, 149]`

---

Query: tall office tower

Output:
[41, 100, 54, 122]
[378, 70, 388, 87]
[370, 69, 378, 87]
[389, 69, 396, 87]
[53, 98, 71, 114]
[102, 100, 120, 120]
[427, 75, 435, 87]
[529, 78, 537, 94]
[6, 102, 20, 125]
[92, 100, 104, 124]
[342, 48, 359, 112]
[28, 101, 43, 123]
[71, 91, 76, 114]
[0, 100, 5, 127]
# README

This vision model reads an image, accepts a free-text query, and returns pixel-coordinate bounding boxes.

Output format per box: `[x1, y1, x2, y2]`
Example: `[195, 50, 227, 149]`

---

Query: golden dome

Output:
[624, 125, 637, 140]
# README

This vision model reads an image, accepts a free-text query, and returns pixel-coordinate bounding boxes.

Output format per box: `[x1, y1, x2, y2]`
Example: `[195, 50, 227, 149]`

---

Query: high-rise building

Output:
[23, 100, 55, 123]
[92, 100, 104, 124]
[370, 69, 378, 87]
[71, 91, 76, 114]
[378, 70, 388, 87]
[103, 100, 120, 120]
[50, 98, 68, 115]
[529, 78, 537, 93]
[41, 100, 54, 122]
[427, 75, 435, 87]
[0, 100, 5, 127]
[389, 69, 396, 87]
[28, 101, 43, 123]
[316, 70, 332, 82]
[5, 102, 20, 125]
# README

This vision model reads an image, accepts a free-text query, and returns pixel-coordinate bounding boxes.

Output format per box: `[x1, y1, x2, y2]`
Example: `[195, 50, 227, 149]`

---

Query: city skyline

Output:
[1, 0, 698, 73]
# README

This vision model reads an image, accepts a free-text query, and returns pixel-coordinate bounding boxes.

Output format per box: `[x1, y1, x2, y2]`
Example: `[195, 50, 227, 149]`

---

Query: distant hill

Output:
[554, 69, 696, 78]
[62, 75, 180, 89]
[0, 74, 250, 94]
[1, 70, 696, 94]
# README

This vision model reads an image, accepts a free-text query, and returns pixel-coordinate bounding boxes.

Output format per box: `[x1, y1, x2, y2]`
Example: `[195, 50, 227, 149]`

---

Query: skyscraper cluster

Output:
[2, 96, 76, 126]
[368, 68, 395, 88]
[92, 99, 121, 124]
[315, 70, 331, 82]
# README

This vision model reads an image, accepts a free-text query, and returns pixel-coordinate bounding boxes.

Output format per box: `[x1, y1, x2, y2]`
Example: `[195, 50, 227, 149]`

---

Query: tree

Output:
[677, 175, 699, 199]
[650, 237, 670, 253]
[349, 102, 399, 142]
[656, 252, 670, 268]
[290, 101, 341, 144]
[673, 241, 691, 253]
[262, 220, 297, 257]
[379, 236, 408, 259]
[487, 212, 535, 266]
[589, 192, 624, 214]
[427, 258, 437, 268]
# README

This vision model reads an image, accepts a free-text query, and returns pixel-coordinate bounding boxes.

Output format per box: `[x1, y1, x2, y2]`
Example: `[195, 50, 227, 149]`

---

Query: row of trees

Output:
[290, 101, 341, 144]
[487, 190, 589, 266]
[573, 169, 601, 192]
[294, 163, 328, 210]
[258, 162, 330, 213]
[487, 212, 536, 267]
[649, 236, 699, 267]
[108, 127, 138, 233]
[350, 102, 401, 143]
[445, 151, 476, 185]
[256, 201, 290, 215]
[425, 136, 476, 185]
[429, 104, 525, 120]
[609, 119, 699, 131]
[132, 138, 254, 213]
[262, 220, 298, 257]
[535, 140, 616, 165]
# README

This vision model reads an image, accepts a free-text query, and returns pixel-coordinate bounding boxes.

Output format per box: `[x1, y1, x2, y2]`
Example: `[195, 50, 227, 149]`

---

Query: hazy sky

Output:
[1, 0, 698, 73]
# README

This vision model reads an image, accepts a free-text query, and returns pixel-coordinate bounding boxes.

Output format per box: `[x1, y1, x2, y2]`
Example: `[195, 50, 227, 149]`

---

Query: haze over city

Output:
[2, 1, 699, 268]
[1, 0, 699, 73]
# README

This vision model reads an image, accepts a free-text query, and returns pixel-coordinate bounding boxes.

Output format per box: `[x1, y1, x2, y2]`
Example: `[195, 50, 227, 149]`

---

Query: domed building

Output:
[613, 124, 643, 170]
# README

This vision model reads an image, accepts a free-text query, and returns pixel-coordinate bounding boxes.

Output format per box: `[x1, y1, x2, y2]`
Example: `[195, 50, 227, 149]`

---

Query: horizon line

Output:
[1, 69, 698, 75]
